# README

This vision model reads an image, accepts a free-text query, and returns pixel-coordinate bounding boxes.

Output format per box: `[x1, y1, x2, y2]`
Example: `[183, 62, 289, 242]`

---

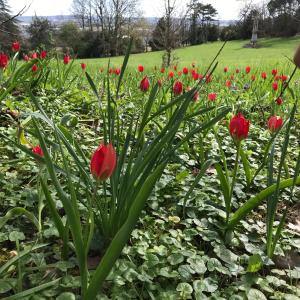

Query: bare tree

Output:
[72, 0, 87, 29]
[110, 0, 139, 56]
[72, 0, 141, 56]
[151, 0, 188, 67]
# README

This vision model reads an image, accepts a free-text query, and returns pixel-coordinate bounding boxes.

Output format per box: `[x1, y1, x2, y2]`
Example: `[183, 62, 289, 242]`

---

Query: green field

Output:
[79, 36, 300, 71]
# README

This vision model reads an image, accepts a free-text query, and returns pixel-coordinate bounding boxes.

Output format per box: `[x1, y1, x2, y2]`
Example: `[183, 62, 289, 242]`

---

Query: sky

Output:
[10, 0, 261, 20]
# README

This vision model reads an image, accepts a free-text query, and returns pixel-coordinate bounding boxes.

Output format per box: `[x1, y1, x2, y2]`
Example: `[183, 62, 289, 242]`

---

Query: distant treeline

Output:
[0, 0, 299, 63]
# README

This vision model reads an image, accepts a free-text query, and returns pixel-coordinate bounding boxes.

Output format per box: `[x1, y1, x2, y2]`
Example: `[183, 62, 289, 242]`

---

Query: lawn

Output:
[78, 36, 300, 71]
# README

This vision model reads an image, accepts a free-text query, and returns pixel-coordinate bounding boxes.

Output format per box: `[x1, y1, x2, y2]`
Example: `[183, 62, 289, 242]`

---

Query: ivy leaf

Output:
[9, 231, 25, 242]
[247, 254, 263, 273]
[167, 253, 184, 265]
[247, 289, 267, 300]
[176, 170, 189, 182]
[176, 282, 193, 298]
[56, 292, 76, 300]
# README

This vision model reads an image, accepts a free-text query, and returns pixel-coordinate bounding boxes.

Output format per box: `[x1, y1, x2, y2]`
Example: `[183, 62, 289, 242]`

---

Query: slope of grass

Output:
[79, 36, 300, 72]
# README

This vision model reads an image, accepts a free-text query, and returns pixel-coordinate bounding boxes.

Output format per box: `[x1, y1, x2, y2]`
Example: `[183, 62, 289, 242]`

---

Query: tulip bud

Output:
[63, 55, 70, 64]
[32, 145, 44, 157]
[267, 116, 283, 133]
[12, 41, 20, 52]
[137, 65, 144, 72]
[90, 143, 116, 181]
[0, 53, 9, 69]
[140, 76, 150, 92]
[208, 92, 217, 101]
[173, 80, 183, 95]
[229, 113, 250, 141]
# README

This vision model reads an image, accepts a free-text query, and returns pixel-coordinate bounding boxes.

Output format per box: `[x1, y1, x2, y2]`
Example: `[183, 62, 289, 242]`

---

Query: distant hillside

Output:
[17, 15, 236, 27]
[17, 15, 76, 26]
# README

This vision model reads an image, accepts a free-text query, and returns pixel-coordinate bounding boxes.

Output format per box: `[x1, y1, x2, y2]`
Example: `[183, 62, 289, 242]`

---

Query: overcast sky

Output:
[10, 0, 261, 20]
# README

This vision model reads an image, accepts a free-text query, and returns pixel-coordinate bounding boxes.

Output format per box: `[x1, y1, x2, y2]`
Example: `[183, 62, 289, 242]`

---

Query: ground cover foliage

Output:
[0, 40, 300, 299]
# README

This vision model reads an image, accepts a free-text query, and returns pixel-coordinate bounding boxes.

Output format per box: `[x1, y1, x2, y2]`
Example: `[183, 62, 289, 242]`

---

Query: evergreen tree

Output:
[27, 17, 55, 49]
[188, 1, 218, 45]
[149, 17, 167, 51]
[0, 0, 20, 51]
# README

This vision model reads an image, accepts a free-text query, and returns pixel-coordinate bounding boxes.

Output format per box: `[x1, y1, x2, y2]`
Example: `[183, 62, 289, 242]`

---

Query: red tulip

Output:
[63, 55, 70, 64]
[208, 92, 217, 101]
[276, 97, 283, 105]
[229, 113, 250, 141]
[31, 52, 38, 59]
[23, 54, 29, 62]
[81, 63, 86, 70]
[275, 75, 281, 81]
[32, 145, 44, 157]
[173, 80, 183, 95]
[267, 116, 283, 133]
[205, 74, 212, 83]
[183, 67, 188, 75]
[280, 75, 288, 82]
[12, 41, 20, 52]
[138, 65, 144, 72]
[272, 82, 278, 91]
[90, 143, 116, 181]
[157, 79, 162, 87]
[245, 66, 251, 74]
[140, 76, 150, 92]
[40, 50, 47, 59]
[261, 72, 267, 80]
[192, 62, 195, 68]
[224, 67, 228, 73]
[192, 70, 198, 80]
[114, 68, 121, 75]
[230, 75, 235, 80]
[251, 75, 256, 81]
[236, 68, 240, 74]
[173, 65, 177, 71]
[32, 64, 38, 72]
[272, 69, 278, 76]
[160, 67, 165, 73]
[225, 80, 231, 87]
[168, 71, 174, 79]
[0, 53, 9, 69]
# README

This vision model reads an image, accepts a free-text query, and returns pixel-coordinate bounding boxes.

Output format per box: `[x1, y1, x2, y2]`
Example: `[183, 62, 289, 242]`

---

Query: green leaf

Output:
[215, 163, 231, 214]
[247, 254, 263, 273]
[227, 175, 300, 230]
[176, 283, 193, 298]
[0, 280, 13, 294]
[247, 288, 267, 300]
[9, 231, 25, 242]
[176, 170, 189, 182]
[240, 148, 252, 187]
[86, 164, 167, 299]
[0, 207, 39, 232]
[56, 292, 76, 300]
[0, 244, 48, 276]
[167, 253, 185, 266]
[2, 278, 61, 300]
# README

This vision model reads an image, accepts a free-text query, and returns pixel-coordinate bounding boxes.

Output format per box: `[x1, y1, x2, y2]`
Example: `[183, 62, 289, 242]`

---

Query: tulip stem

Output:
[227, 142, 241, 224]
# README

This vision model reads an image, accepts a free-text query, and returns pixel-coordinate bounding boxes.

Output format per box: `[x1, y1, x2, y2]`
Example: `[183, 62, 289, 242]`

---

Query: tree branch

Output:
[0, 4, 30, 27]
